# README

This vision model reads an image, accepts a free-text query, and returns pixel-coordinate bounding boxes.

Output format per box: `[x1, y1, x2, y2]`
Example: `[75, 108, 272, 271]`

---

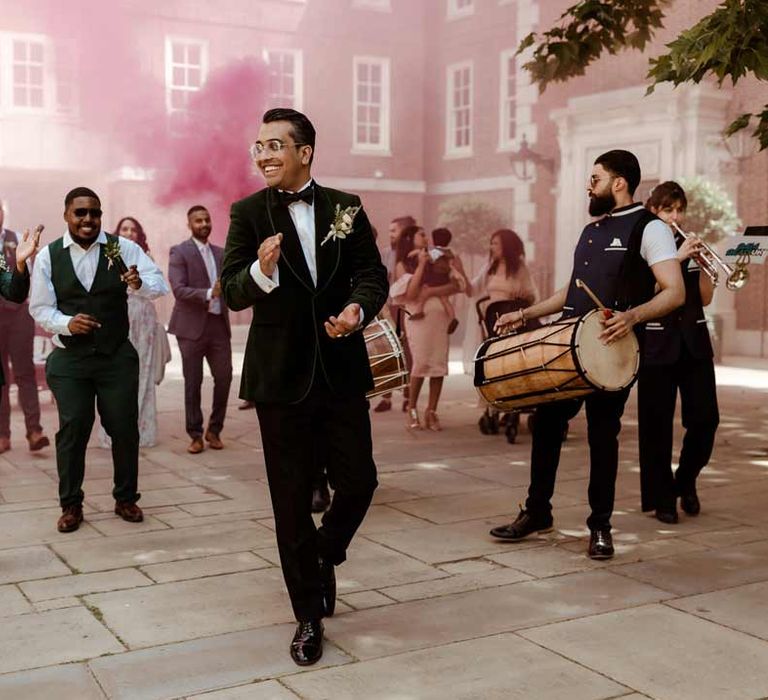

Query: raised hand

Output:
[15, 225, 43, 271]
[121, 264, 143, 290]
[259, 233, 283, 277]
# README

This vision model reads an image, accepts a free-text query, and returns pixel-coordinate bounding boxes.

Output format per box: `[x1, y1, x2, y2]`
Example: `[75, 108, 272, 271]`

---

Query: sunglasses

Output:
[73, 207, 103, 218]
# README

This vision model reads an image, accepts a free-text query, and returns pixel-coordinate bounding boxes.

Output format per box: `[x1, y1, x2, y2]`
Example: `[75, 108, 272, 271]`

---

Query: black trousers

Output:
[525, 388, 631, 531]
[638, 347, 719, 512]
[177, 314, 233, 438]
[46, 340, 140, 507]
[256, 381, 378, 621]
[0, 307, 43, 439]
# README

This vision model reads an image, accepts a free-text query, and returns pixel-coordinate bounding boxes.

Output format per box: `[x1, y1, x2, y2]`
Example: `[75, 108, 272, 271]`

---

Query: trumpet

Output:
[671, 222, 749, 291]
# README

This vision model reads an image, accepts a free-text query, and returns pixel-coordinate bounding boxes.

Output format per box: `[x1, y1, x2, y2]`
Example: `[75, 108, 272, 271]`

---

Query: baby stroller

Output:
[475, 297, 540, 444]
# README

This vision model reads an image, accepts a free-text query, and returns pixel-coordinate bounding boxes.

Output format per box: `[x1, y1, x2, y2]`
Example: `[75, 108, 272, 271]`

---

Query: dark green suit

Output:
[221, 183, 388, 621]
[0, 266, 31, 386]
[45, 235, 140, 508]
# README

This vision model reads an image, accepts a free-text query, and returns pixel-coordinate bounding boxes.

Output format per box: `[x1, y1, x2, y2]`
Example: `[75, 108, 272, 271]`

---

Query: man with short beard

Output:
[29, 187, 168, 533]
[489, 150, 685, 560]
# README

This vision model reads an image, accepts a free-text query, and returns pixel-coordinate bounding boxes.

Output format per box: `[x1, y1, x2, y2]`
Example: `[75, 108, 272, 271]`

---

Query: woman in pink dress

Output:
[390, 225, 465, 431]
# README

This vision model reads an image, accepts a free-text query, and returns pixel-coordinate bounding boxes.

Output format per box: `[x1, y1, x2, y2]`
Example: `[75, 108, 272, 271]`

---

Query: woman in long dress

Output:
[99, 217, 169, 448]
[463, 229, 538, 372]
[390, 225, 464, 431]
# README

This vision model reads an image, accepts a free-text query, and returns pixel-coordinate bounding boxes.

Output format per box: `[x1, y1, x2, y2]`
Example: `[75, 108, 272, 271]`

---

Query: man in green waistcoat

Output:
[29, 187, 169, 533]
[0, 227, 40, 380]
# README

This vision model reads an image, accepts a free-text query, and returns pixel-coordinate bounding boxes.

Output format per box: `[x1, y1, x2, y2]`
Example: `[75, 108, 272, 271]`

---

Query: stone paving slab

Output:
[669, 580, 768, 641]
[334, 537, 447, 594]
[380, 565, 533, 602]
[366, 517, 567, 564]
[284, 632, 628, 700]
[19, 568, 153, 602]
[323, 570, 671, 660]
[0, 545, 71, 584]
[50, 521, 275, 572]
[0, 508, 104, 550]
[520, 604, 768, 700]
[0, 607, 124, 674]
[388, 486, 581, 524]
[187, 680, 300, 699]
[0, 583, 34, 616]
[0, 663, 107, 699]
[85, 569, 294, 649]
[140, 551, 271, 583]
[88, 625, 350, 700]
[613, 539, 768, 595]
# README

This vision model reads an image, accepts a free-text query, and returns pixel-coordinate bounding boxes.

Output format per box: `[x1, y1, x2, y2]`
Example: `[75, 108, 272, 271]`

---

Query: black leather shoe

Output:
[489, 507, 553, 541]
[319, 557, 336, 617]
[655, 508, 678, 524]
[290, 619, 324, 666]
[680, 491, 700, 516]
[588, 528, 614, 560]
[311, 483, 331, 513]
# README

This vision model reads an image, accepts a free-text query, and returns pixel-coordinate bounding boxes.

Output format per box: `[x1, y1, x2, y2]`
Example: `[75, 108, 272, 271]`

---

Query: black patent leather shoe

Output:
[490, 507, 553, 541]
[311, 483, 331, 513]
[290, 619, 324, 666]
[680, 491, 701, 516]
[319, 557, 336, 617]
[588, 528, 614, 560]
[655, 508, 679, 524]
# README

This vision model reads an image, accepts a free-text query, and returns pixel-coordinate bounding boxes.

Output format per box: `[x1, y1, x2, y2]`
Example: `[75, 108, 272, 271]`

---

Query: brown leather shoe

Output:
[57, 504, 84, 533]
[27, 431, 50, 452]
[0, 437, 10, 454]
[114, 501, 144, 523]
[205, 430, 224, 450]
[187, 437, 205, 454]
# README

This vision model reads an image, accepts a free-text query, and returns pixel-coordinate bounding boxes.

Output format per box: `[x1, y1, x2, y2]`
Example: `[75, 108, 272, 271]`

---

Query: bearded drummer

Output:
[490, 150, 685, 560]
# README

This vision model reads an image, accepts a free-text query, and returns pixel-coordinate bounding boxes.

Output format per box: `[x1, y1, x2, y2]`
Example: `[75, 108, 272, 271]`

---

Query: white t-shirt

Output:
[639, 219, 678, 267]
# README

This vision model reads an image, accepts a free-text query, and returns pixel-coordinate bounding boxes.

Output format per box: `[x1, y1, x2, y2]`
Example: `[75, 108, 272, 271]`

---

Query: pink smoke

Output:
[26, 0, 269, 239]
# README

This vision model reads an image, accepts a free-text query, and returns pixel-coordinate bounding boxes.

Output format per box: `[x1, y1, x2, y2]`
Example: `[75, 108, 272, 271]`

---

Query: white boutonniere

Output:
[104, 237, 128, 274]
[320, 204, 362, 246]
[0, 254, 7, 273]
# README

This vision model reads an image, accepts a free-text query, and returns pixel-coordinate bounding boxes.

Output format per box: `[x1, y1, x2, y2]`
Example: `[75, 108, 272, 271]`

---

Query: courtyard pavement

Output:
[1, 332, 768, 699]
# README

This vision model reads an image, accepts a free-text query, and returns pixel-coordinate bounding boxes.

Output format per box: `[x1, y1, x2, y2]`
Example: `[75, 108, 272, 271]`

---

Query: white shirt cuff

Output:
[206, 288, 213, 301]
[250, 261, 279, 293]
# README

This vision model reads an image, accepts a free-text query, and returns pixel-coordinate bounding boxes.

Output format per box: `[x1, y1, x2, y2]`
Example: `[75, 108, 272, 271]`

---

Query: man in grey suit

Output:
[168, 205, 232, 454]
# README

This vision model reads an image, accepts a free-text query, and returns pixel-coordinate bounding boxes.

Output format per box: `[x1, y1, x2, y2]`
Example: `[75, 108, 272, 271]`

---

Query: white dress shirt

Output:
[29, 230, 169, 346]
[192, 237, 222, 314]
[251, 179, 316, 291]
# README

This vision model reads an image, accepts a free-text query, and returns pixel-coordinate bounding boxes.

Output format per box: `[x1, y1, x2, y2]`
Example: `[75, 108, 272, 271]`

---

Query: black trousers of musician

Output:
[525, 388, 631, 531]
[255, 379, 378, 621]
[46, 340, 140, 508]
[637, 346, 719, 512]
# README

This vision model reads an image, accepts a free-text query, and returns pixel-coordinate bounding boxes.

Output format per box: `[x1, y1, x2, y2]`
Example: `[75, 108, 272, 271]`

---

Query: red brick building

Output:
[1, 0, 765, 353]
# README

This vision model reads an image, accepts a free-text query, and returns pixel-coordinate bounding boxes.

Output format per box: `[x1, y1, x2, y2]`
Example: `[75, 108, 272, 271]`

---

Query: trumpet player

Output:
[639, 181, 719, 523]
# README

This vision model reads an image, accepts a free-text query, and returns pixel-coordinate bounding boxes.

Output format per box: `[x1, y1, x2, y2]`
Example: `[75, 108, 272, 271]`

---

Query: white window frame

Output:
[352, 56, 391, 155]
[164, 36, 209, 116]
[352, 0, 392, 10]
[447, 0, 475, 20]
[445, 60, 473, 158]
[498, 48, 518, 150]
[262, 49, 303, 111]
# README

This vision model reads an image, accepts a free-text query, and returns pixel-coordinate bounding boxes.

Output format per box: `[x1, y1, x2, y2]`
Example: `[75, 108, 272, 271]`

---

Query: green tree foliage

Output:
[437, 198, 506, 255]
[519, 0, 768, 149]
[677, 176, 742, 243]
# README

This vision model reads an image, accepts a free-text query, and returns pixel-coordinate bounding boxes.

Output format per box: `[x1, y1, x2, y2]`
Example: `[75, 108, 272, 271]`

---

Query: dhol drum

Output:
[474, 309, 639, 411]
[364, 317, 409, 399]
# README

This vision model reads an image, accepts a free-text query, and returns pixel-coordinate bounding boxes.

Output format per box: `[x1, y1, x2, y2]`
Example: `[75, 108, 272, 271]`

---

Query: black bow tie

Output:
[279, 187, 314, 207]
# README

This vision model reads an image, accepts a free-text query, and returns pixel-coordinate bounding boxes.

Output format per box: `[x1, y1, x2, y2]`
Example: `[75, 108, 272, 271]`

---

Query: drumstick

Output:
[575, 279, 613, 319]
